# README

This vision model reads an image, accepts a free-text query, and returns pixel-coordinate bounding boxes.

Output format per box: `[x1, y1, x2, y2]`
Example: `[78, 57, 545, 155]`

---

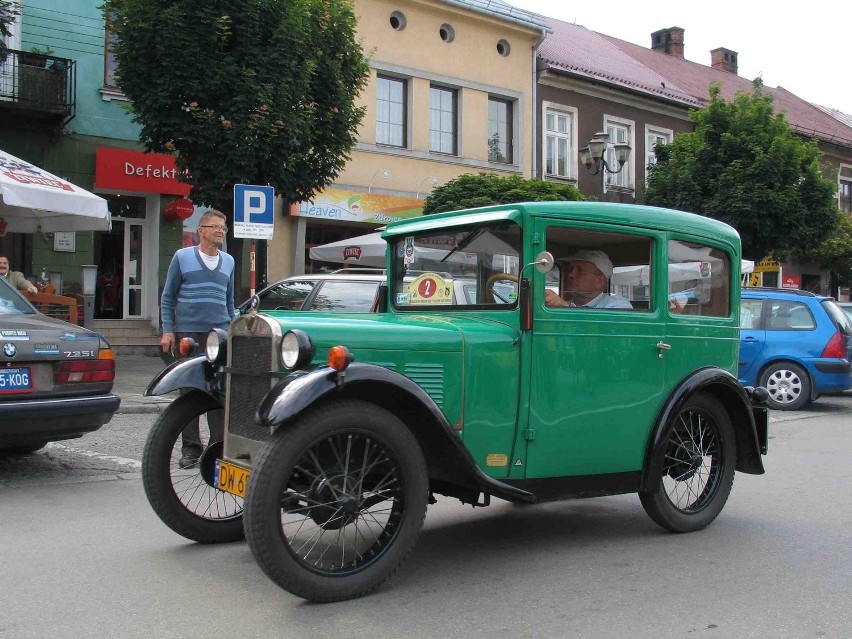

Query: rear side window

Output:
[766, 301, 815, 330]
[667, 240, 731, 317]
[740, 299, 763, 329]
[309, 281, 379, 312]
[259, 281, 316, 311]
[823, 300, 852, 335]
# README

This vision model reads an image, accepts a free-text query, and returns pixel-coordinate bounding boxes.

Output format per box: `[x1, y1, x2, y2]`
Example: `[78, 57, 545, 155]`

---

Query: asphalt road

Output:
[0, 396, 850, 638]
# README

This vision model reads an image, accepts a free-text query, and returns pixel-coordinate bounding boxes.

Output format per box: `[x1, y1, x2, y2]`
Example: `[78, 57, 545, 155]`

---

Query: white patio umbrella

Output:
[309, 232, 388, 267]
[0, 149, 110, 233]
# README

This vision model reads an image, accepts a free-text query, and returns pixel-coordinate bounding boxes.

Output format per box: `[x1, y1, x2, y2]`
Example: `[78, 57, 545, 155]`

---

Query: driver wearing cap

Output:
[545, 249, 632, 309]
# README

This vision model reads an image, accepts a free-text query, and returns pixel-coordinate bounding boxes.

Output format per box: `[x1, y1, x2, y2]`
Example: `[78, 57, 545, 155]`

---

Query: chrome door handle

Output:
[656, 341, 671, 359]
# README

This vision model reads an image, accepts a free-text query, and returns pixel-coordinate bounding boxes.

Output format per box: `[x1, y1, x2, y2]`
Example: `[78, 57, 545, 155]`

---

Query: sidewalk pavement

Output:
[113, 354, 174, 414]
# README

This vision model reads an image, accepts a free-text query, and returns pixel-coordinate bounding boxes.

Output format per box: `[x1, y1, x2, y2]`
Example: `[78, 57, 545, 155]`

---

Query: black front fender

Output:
[144, 355, 219, 402]
[640, 367, 766, 493]
[257, 363, 448, 429]
[256, 362, 536, 505]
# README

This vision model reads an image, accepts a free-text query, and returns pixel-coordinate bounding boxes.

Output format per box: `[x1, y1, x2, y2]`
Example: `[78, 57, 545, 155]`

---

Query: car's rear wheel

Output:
[640, 392, 736, 533]
[759, 361, 811, 410]
[243, 399, 428, 602]
[141, 390, 244, 544]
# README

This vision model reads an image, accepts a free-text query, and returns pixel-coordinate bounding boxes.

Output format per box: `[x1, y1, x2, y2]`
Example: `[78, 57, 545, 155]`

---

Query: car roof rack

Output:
[742, 287, 818, 297]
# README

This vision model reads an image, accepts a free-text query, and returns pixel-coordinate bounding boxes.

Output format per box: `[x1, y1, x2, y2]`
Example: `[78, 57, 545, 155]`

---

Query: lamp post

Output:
[367, 170, 390, 193]
[416, 176, 438, 199]
[579, 131, 631, 175]
[80, 264, 98, 329]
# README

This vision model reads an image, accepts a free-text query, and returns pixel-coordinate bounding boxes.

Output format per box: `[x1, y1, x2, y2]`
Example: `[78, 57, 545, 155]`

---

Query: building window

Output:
[488, 97, 513, 164]
[645, 126, 672, 182]
[429, 86, 457, 155]
[544, 106, 575, 179]
[839, 177, 851, 213]
[604, 118, 634, 190]
[105, 14, 118, 87]
[376, 75, 406, 147]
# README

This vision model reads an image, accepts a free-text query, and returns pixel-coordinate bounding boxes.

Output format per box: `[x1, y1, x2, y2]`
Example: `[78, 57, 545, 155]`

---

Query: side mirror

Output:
[532, 251, 554, 274]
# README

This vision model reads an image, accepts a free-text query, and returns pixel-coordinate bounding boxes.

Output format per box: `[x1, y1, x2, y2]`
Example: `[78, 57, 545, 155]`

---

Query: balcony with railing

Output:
[0, 49, 76, 123]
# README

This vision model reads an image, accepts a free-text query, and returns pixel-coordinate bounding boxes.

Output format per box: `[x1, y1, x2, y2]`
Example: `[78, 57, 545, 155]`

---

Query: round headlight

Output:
[206, 328, 228, 364]
[280, 329, 314, 370]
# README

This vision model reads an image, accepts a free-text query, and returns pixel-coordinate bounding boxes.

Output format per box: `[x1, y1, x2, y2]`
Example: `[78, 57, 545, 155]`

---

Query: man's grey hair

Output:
[199, 209, 226, 226]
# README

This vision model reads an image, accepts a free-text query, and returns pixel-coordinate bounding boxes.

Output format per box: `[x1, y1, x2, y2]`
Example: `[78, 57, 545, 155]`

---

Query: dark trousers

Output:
[176, 331, 224, 456]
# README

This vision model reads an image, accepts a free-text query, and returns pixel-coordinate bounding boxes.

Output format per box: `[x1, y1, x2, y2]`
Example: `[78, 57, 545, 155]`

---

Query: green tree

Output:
[778, 212, 852, 289]
[643, 81, 840, 261]
[423, 172, 584, 214]
[0, 1, 20, 61]
[103, 0, 370, 209]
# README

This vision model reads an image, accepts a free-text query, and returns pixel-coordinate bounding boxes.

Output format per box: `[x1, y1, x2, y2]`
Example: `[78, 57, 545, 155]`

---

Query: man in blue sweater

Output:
[160, 209, 236, 468]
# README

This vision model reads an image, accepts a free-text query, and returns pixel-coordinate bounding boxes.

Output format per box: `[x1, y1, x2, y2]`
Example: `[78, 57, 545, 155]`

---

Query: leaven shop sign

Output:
[94, 147, 191, 196]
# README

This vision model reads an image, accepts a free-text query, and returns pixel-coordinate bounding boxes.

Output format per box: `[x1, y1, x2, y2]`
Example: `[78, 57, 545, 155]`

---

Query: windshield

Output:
[0, 279, 36, 315]
[391, 222, 522, 309]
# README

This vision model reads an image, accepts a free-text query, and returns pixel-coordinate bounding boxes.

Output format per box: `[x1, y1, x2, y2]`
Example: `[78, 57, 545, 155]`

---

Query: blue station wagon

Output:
[739, 288, 852, 410]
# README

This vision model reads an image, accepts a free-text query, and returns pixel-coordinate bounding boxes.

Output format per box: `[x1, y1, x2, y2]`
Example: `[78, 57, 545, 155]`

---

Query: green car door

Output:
[522, 221, 668, 479]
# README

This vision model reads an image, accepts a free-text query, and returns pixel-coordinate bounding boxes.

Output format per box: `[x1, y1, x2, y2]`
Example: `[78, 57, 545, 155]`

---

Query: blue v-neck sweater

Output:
[160, 246, 236, 333]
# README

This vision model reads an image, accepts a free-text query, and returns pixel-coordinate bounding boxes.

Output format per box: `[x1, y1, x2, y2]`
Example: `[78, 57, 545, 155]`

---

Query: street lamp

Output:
[368, 169, 391, 193]
[416, 176, 438, 199]
[579, 131, 631, 175]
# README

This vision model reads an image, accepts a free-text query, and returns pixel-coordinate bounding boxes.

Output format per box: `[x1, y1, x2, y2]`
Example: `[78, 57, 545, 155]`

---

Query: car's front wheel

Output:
[141, 390, 244, 544]
[759, 361, 811, 410]
[640, 392, 736, 533]
[243, 399, 428, 603]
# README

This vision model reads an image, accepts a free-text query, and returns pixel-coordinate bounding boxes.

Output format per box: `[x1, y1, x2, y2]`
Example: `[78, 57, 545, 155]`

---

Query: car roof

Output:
[279, 271, 386, 282]
[741, 288, 825, 299]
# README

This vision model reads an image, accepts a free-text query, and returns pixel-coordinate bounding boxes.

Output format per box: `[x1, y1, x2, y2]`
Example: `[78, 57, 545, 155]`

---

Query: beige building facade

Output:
[269, 0, 548, 280]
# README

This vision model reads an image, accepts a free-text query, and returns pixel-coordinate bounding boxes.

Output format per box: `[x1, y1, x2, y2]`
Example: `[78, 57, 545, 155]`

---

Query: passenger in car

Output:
[545, 249, 633, 309]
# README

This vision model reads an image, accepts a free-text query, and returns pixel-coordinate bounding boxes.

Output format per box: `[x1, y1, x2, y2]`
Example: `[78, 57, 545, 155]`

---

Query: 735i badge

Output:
[63, 350, 95, 358]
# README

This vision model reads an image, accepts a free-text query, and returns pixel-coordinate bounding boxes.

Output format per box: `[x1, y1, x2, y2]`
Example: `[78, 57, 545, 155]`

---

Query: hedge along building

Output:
[268, 0, 550, 279]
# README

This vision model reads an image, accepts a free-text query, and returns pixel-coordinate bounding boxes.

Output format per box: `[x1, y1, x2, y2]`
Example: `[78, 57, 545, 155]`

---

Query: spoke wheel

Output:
[142, 391, 244, 543]
[244, 399, 428, 602]
[640, 392, 735, 533]
[760, 361, 810, 410]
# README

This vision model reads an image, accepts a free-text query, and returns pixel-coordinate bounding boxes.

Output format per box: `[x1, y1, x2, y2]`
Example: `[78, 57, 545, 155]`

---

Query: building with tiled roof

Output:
[529, 16, 852, 293]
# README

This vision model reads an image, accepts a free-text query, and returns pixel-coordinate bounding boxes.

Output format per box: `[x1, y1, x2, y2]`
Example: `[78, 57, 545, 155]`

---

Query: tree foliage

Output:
[104, 0, 370, 208]
[423, 172, 584, 214]
[778, 212, 852, 287]
[643, 81, 840, 261]
[0, 1, 20, 60]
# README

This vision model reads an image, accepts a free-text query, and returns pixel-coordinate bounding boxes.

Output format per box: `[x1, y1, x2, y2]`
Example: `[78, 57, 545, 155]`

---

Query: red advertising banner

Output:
[781, 275, 800, 289]
[95, 147, 191, 195]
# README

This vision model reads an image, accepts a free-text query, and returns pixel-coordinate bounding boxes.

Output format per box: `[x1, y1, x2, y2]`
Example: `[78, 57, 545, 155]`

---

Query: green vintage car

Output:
[142, 201, 769, 602]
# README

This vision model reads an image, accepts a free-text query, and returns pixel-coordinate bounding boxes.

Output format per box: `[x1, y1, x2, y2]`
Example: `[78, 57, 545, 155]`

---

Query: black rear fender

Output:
[641, 367, 765, 493]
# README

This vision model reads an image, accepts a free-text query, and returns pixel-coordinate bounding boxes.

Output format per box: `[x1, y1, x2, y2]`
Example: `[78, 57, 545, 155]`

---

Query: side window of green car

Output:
[667, 240, 732, 318]
[545, 227, 653, 311]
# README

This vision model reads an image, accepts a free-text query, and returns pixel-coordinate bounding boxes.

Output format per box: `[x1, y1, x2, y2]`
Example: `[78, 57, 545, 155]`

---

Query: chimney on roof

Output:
[711, 47, 738, 74]
[651, 27, 685, 59]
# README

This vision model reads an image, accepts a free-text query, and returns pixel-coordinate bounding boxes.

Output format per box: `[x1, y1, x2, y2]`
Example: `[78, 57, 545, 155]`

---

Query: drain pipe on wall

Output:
[530, 29, 547, 179]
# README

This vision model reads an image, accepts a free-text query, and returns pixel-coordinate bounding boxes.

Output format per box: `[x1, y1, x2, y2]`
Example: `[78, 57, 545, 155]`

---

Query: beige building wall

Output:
[269, 0, 545, 281]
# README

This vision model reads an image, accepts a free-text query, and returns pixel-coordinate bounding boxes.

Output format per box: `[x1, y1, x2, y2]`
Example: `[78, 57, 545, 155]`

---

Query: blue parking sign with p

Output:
[233, 184, 275, 239]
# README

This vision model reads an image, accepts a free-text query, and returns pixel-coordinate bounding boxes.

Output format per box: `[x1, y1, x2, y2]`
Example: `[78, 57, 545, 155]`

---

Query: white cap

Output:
[559, 249, 613, 278]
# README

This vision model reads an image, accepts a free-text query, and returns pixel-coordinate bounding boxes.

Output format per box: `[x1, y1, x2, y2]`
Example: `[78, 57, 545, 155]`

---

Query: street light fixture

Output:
[579, 131, 631, 175]
[368, 169, 391, 193]
[416, 176, 439, 199]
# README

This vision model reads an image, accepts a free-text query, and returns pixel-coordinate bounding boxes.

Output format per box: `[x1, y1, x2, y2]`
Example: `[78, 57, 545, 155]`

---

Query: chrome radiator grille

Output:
[226, 334, 276, 441]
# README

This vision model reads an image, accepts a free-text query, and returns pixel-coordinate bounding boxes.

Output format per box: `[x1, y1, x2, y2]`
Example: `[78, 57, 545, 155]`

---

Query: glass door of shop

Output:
[94, 195, 148, 320]
[124, 221, 145, 317]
